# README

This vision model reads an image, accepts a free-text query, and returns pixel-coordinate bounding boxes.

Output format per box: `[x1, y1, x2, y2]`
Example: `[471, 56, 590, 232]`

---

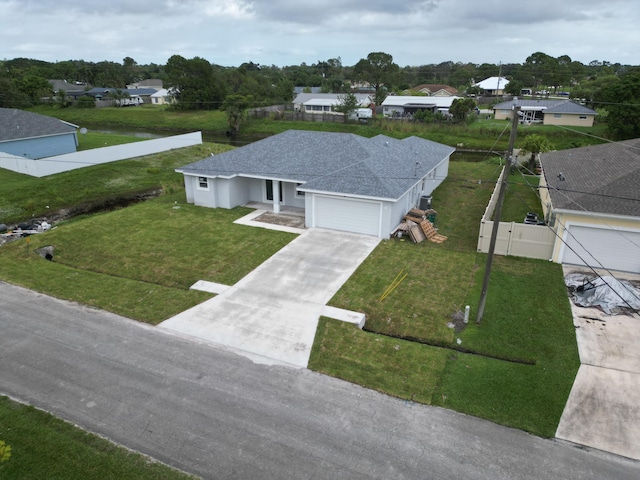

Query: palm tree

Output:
[519, 134, 553, 173]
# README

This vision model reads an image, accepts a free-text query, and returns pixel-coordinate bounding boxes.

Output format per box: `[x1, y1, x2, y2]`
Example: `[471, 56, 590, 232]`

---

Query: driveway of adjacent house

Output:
[160, 228, 380, 367]
[556, 267, 640, 460]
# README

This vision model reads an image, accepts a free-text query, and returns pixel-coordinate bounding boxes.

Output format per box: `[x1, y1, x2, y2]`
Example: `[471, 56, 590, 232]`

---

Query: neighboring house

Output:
[409, 84, 459, 96]
[127, 79, 163, 90]
[493, 98, 597, 127]
[292, 93, 373, 113]
[150, 88, 176, 105]
[0, 108, 78, 159]
[474, 77, 510, 96]
[539, 139, 640, 272]
[73, 87, 158, 104]
[176, 130, 455, 238]
[381, 95, 461, 117]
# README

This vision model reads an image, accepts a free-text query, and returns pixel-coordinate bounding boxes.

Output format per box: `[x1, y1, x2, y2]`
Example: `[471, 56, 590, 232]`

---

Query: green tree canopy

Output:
[165, 55, 226, 110]
[352, 52, 399, 106]
[519, 134, 553, 171]
[449, 97, 477, 123]
[333, 92, 360, 121]
[222, 94, 254, 135]
[597, 69, 640, 139]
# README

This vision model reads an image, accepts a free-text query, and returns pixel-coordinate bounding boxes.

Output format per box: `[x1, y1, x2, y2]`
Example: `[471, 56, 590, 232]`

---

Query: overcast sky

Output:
[2, 0, 639, 68]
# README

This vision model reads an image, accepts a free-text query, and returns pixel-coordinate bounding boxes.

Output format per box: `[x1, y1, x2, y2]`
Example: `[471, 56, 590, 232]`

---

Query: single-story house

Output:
[409, 84, 459, 96]
[493, 98, 597, 127]
[176, 130, 455, 238]
[539, 139, 640, 272]
[70, 87, 158, 104]
[473, 76, 510, 96]
[292, 93, 373, 113]
[151, 88, 176, 105]
[0, 108, 78, 159]
[381, 95, 461, 117]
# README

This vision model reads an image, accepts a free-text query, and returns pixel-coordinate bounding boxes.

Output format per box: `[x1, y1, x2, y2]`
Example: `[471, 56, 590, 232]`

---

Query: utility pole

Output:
[476, 104, 520, 324]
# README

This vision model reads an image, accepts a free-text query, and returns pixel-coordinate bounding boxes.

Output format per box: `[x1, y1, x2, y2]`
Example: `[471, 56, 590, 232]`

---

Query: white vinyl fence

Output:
[0, 132, 202, 178]
[477, 166, 556, 260]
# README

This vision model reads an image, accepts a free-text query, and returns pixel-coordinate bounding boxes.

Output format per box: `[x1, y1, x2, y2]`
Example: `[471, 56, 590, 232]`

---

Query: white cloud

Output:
[1, 0, 638, 66]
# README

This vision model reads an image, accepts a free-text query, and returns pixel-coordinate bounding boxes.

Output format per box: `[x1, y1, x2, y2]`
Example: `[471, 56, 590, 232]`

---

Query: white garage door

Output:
[314, 195, 382, 236]
[562, 225, 640, 272]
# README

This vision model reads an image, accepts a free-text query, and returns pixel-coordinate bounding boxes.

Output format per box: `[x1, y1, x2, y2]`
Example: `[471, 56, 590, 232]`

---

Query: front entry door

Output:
[265, 180, 284, 203]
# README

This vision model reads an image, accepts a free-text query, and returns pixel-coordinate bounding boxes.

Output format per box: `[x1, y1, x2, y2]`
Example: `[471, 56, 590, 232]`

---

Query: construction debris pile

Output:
[395, 208, 447, 244]
[0, 220, 52, 246]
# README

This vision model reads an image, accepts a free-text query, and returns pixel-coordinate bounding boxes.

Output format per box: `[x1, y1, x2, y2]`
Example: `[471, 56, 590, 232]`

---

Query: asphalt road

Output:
[0, 282, 638, 479]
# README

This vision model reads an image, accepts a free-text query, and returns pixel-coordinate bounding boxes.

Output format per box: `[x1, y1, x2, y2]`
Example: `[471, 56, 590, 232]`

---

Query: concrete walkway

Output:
[556, 267, 640, 460]
[160, 228, 380, 368]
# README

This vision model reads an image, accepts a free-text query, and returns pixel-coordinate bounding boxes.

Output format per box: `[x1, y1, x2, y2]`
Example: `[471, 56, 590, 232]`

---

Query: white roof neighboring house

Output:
[474, 77, 510, 91]
[293, 93, 372, 107]
[381, 96, 462, 116]
[381, 96, 460, 109]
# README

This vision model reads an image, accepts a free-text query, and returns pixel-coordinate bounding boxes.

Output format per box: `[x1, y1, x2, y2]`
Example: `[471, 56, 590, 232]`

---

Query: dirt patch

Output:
[253, 212, 305, 229]
[1, 189, 162, 247]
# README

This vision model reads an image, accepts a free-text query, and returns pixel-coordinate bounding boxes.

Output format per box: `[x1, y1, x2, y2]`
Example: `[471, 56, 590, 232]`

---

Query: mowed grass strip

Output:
[309, 318, 449, 405]
[0, 397, 196, 480]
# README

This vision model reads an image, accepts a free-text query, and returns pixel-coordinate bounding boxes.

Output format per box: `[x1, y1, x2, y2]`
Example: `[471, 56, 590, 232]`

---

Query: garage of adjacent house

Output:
[561, 225, 640, 273]
[539, 139, 640, 274]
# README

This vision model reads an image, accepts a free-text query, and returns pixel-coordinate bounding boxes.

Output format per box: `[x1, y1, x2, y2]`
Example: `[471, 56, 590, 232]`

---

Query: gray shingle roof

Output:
[177, 130, 455, 200]
[493, 98, 597, 115]
[0, 108, 78, 142]
[540, 139, 640, 217]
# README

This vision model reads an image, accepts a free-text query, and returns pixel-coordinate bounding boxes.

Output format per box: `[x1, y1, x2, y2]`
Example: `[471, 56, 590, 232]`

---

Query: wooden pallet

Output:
[420, 219, 447, 243]
[408, 223, 426, 243]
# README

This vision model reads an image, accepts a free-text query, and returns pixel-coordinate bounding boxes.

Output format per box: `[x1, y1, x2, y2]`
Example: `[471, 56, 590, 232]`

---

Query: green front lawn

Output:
[0, 194, 296, 323]
[0, 397, 195, 479]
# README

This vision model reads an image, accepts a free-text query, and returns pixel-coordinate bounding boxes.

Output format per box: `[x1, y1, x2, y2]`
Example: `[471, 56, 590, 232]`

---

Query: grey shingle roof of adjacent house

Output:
[0, 108, 78, 142]
[177, 130, 455, 200]
[540, 139, 640, 217]
[493, 98, 597, 115]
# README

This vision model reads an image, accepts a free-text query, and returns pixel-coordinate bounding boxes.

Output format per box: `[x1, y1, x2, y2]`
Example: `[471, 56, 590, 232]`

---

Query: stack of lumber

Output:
[395, 208, 447, 244]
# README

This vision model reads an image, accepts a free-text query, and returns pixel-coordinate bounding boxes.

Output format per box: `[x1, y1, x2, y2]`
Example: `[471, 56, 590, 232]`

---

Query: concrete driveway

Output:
[160, 228, 380, 368]
[556, 267, 640, 460]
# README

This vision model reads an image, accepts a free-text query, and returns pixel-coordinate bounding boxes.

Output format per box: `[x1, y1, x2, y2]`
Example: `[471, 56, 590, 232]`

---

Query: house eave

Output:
[551, 207, 640, 222]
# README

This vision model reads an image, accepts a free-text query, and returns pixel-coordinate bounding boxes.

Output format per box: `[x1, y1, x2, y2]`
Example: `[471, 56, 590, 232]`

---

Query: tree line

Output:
[1, 51, 639, 139]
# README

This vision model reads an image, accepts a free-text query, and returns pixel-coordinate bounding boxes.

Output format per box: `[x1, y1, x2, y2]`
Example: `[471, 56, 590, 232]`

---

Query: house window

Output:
[554, 113, 562, 118]
[296, 183, 305, 197]
[197, 176, 208, 189]
[579, 115, 587, 120]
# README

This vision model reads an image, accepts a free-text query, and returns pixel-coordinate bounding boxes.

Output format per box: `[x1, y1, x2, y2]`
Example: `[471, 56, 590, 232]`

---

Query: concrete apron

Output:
[159, 229, 380, 368]
[556, 267, 640, 460]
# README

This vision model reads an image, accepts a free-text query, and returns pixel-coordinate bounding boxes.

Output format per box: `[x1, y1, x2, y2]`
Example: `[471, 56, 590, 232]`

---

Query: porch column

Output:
[272, 180, 281, 214]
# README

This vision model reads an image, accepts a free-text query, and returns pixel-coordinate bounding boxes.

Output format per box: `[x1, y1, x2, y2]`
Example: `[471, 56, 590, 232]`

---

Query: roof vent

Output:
[557, 172, 565, 181]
